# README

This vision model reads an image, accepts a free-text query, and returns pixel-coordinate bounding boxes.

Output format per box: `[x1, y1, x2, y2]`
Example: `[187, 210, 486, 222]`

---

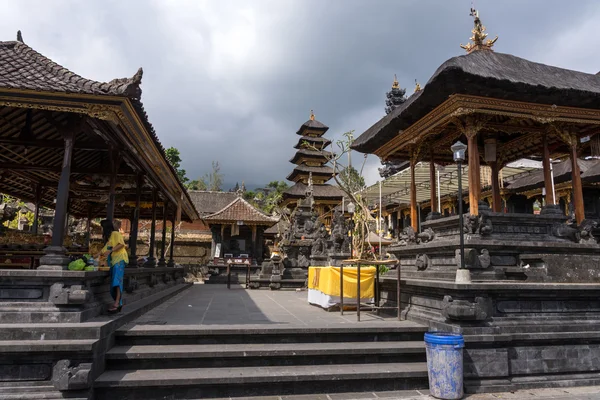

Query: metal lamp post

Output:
[451, 141, 471, 283]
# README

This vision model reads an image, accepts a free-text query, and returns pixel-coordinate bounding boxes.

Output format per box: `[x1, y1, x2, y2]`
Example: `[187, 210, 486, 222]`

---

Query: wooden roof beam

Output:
[0, 162, 136, 175]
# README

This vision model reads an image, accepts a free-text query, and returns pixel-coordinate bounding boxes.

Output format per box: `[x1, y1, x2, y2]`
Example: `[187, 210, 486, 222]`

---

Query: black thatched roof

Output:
[0, 37, 199, 220]
[296, 119, 329, 136]
[290, 149, 332, 164]
[352, 50, 600, 154]
[506, 159, 599, 192]
[283, 182, 344, 199]
[188, 191, 238, 216]
[287, 164, 335, 182]
[0, 40, 143, 97]
[294, 136, 332, 149]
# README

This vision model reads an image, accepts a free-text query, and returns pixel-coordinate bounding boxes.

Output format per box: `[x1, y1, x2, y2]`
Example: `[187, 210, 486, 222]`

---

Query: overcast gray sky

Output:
[2, 0, 599, 189]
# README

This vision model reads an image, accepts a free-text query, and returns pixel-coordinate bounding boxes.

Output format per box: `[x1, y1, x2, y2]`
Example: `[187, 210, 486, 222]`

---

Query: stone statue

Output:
[417, 227, 435, 243]
[578, 220, 598, 244]
[330, 209, 346, 253]
[311, 225, 328, 257]
[303, 213, 319, 239]
[398, 226, 417, 246]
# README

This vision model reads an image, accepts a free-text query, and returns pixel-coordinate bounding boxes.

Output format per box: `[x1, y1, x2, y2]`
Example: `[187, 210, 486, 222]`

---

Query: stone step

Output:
[95, 362, 429, 400]
[105, 341, 426, 369]
[115, 323, 428, 346]
[0, 339, 97, 353]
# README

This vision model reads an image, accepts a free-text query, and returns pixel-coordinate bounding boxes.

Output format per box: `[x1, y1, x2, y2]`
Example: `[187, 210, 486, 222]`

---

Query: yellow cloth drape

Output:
[102, 231, 129, 266]
[308, 266, 376, 299]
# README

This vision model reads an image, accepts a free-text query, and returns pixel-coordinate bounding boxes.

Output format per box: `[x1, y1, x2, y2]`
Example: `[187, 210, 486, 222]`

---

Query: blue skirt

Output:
[110, 260, 126, 306]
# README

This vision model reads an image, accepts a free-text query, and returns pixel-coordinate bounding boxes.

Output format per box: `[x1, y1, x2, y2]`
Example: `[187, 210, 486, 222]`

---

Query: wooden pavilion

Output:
[202, 194, 279, 265]
[352, 15, 600, 228]
[0, 32, 199, 269]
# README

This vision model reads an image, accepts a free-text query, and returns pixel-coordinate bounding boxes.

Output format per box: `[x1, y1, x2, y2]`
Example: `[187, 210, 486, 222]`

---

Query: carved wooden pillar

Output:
[542, 134, 555, 206]
[128, 174, 143, 268]
[466, 130, 480, 215]
[144, 189, 158, 267]
[490, 162, 501, 212]
[555, 126, 584, 223]
[39, 125, 76, 270]
[427, 150, 441, 220]
[158, 199, 169, 267]
[410, 153, 418, 231]
[570, 149, 584, 224]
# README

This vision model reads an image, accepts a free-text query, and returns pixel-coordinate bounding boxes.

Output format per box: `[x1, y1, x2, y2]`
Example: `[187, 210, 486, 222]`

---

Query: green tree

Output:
[339, 166, 365, 193]
[186, 161, 223, 191]
[204, 161, 223, 191]
[186, 179, 206, 190]
[165, 147, 189, 185]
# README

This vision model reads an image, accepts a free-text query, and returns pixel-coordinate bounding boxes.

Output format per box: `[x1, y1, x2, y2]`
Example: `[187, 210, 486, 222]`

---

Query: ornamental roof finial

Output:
[392, 74, 399, 89]
[414, 79, 421, 92]
[310, 110, 315, 121]
[460, 8, 498, 53]
[16, 30, 23, 43]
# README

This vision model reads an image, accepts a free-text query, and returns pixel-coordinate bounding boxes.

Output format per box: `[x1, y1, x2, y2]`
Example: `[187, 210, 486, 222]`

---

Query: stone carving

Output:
[149, 274, 158, 288]
[463, 214, 480, 234]
[552, 222, 579, 242]
[441, 295, 492, 321]
[125, 276, 138, 293]
[415, 254, 431, 271]
[462, 213, 492, 236]
[297, 246, 310, 268]
[478, 249, 491, 268]
[417, 228, 435, 243]
[330, 209, 347, 253]
[480, 216, 493, 235]
[311, 225, 328, 257]
[398, 226, 417, 246]
[49, 283, 91, 305]
[52, 360, 92, 391]
[456, 248, 491, 269]
[163, 273, 173, 284]
[578, 219, 598, 244]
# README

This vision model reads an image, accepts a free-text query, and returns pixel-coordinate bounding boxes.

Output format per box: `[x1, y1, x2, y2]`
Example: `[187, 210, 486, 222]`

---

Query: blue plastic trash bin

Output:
[424, 332, 465, 400]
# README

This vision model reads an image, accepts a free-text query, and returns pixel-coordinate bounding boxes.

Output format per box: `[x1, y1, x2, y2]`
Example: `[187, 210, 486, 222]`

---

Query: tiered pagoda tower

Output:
[281, 112, 343, 217]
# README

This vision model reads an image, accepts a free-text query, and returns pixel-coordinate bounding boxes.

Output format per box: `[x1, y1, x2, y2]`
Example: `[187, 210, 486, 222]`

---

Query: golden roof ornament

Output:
[310, 110, 315, 121]
[392, 74, 399, 89]
[414, 79, 421, 92]
[460, 8, 498, 53]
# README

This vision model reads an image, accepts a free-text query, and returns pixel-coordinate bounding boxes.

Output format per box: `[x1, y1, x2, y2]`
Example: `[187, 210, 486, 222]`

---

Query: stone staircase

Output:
[94, 324, 429, 399]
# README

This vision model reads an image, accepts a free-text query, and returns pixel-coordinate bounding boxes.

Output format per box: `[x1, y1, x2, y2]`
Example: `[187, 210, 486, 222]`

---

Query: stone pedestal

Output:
[38, 246, 70, 270]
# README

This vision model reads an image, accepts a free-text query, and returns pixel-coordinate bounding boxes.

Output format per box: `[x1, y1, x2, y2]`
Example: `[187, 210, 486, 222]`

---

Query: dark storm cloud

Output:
[1, 0, 599, 188]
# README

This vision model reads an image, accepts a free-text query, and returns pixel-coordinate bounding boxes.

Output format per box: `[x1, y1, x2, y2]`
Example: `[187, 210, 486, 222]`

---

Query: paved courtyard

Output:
[133, 284, 405, 326]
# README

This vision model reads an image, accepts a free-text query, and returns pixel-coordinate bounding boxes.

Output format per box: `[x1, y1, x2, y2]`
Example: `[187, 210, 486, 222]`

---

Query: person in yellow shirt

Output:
[100, 220, 129, 313]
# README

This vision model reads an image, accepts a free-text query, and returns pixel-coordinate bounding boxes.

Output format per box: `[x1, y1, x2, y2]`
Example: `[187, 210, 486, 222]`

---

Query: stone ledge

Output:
[381, 276, 600, 291]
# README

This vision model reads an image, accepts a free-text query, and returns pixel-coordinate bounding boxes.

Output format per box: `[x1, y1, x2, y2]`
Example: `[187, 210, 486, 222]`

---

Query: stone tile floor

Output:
[133, 284, 407, 326]
[208, 386, 600, 400]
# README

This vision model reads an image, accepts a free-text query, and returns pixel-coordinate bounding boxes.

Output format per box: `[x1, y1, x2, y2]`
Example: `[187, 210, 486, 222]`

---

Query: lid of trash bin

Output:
[424, 332, 465, 346]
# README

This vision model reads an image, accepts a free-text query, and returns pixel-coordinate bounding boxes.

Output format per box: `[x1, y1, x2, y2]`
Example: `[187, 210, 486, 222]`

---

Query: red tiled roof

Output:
[202, 197, 279, 226]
